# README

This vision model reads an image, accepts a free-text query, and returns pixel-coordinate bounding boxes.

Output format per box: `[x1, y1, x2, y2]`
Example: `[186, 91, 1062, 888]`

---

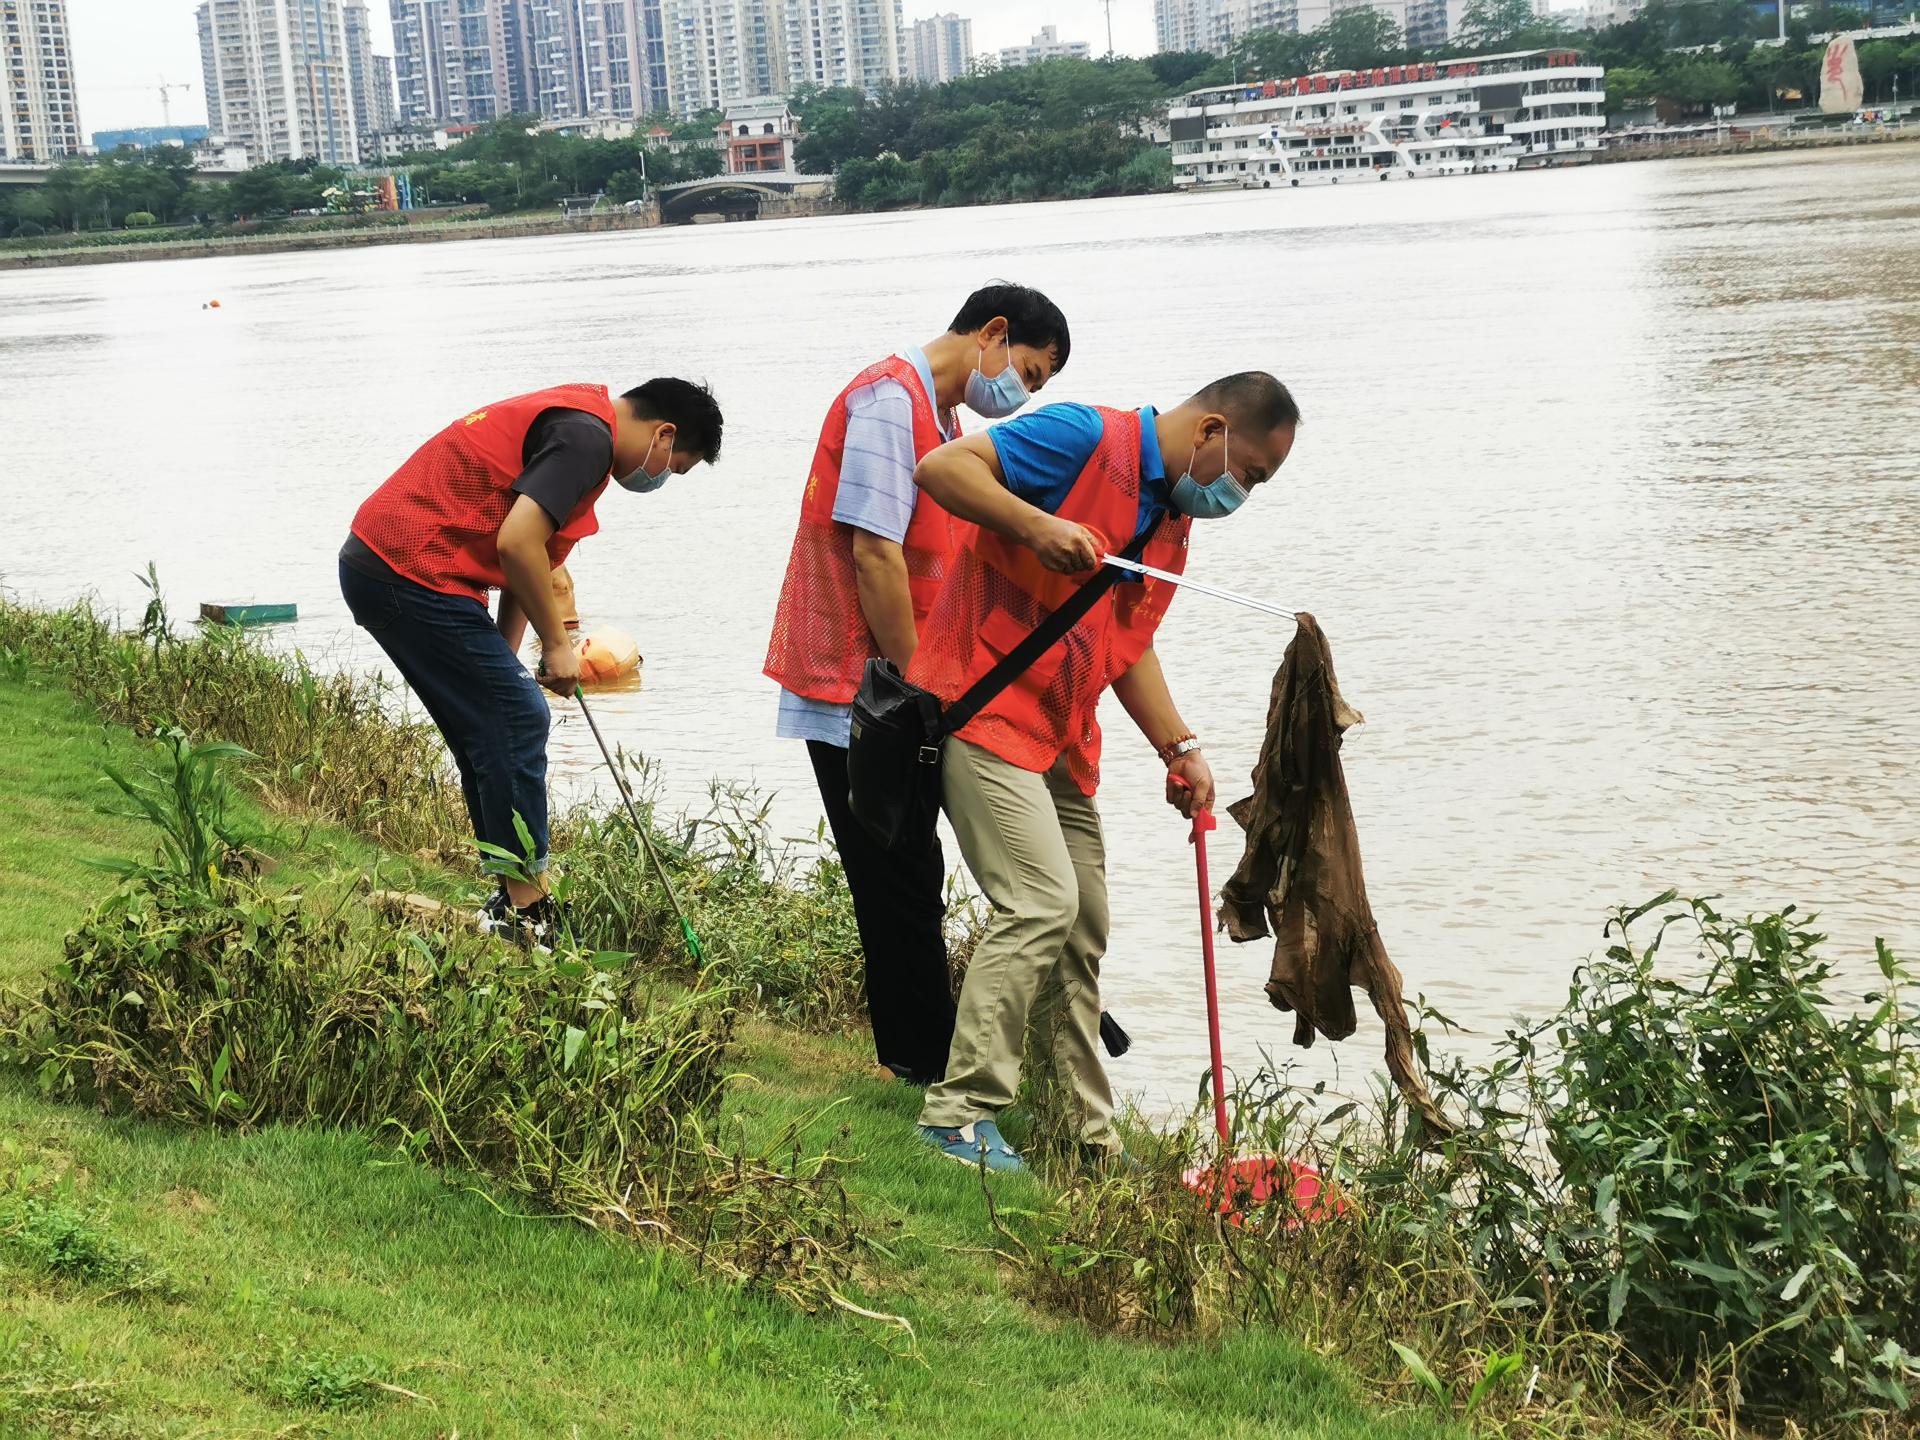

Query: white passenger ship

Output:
[1166, 48, 1607, 188]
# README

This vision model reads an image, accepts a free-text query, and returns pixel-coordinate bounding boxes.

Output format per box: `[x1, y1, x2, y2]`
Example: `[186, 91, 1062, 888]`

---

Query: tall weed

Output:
[1003, 898, 1920, 1434]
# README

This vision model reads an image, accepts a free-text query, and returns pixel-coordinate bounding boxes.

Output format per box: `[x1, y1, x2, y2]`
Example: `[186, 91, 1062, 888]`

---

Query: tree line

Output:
[4, 0, 1915, 238]
[0, 119, 724, 240]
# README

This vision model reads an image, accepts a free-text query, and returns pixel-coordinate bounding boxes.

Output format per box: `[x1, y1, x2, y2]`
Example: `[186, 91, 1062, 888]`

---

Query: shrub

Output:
[1001, 897, 1920, 1432]
[123, 211, 157, 229]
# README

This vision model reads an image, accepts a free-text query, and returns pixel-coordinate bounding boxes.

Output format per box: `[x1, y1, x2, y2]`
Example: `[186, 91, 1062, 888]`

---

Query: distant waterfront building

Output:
[1, 0, 83, 161]
[907, 11, 973, 84]
[997, 24, 1090, 68]
[717, 94, 797, 170]
[783, 0, 907, 95]
[198, 0, 359, 165]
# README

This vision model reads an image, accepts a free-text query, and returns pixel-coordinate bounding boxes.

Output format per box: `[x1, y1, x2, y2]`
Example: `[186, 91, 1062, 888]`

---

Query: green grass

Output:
[0, 671, 1450, 1439]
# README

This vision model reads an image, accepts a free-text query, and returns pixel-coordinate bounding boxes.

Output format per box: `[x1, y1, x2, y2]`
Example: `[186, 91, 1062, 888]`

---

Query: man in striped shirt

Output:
[765, 285, 1071, 1084]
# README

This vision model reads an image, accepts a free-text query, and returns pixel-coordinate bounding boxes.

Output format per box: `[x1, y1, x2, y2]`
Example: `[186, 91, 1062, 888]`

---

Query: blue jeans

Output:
[339, 558, 550, 875]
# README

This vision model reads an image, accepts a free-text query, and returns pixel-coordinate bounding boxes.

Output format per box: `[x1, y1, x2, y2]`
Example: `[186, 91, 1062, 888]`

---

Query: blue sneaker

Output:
[918, 1119, 1024, 1173]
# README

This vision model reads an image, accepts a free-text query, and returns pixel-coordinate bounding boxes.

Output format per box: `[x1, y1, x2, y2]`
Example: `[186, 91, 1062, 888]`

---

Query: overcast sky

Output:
[71, 0, 1158, 136]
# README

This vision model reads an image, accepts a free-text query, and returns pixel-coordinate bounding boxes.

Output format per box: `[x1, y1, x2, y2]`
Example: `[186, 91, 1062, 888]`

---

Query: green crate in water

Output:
[199, 602, 299, 627]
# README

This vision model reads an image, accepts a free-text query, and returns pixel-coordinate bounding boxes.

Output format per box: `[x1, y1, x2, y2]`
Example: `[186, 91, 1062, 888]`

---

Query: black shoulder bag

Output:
[846, 528, 1153, 851]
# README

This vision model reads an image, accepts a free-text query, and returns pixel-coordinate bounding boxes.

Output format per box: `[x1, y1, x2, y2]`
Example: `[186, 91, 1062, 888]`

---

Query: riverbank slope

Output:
[0, 669, 1442, 1438]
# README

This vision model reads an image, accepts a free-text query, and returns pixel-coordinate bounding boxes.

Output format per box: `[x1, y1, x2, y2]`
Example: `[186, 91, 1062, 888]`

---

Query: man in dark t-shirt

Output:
[340, 379, 723, 944]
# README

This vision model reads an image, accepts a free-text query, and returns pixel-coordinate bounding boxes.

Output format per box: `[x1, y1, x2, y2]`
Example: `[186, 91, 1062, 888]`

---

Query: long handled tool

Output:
[1190, 803, 1232, 1148]
[1174, 781, 1343, 1226]
[1102, 553, 1300, 622]
[574, 687, 704, 964]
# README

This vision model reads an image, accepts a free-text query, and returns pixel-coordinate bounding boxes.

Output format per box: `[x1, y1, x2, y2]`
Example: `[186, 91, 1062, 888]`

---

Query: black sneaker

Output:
[511, 895, 561, 954]
[476, 883, 513, 933]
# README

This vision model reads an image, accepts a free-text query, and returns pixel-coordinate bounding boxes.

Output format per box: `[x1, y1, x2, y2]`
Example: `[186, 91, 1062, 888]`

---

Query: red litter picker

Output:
[1175, 784, 1343, 1226]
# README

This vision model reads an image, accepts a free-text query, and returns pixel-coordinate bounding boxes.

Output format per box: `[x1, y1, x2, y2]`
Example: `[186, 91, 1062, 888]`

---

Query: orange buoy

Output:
[209, 299, 222, 308]
[573, 627, 640, 685]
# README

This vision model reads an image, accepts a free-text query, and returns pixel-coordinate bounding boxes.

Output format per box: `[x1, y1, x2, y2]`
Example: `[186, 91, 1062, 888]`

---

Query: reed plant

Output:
[0, 591, 935, 1032]
[0, 727, 872, 1315]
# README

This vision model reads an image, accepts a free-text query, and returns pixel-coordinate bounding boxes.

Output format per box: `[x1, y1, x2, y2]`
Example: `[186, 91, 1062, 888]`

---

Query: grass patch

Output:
[248, 1341, 391, 1412]
[0, 1339, 127, 1439]
[0, 1190, 172, 1300]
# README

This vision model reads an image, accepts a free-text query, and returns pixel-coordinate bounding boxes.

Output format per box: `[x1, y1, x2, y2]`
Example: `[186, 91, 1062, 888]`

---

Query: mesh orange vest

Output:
[349, 384, 617, 603]
[763, 356, 964, 705]
[908, 406, 1193, 795]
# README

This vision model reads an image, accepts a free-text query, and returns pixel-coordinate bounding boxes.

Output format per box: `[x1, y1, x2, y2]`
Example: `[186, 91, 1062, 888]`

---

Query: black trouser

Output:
[341, 558, 551, 876]
[807, 739, 956, 1084]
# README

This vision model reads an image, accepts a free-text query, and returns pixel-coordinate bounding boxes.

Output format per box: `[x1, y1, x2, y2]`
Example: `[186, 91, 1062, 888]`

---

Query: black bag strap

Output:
[941, 524, 1156, 739]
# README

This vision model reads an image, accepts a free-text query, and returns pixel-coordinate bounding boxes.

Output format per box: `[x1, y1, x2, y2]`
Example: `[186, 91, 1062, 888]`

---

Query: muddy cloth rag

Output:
[1216, 614, 1451, 1136]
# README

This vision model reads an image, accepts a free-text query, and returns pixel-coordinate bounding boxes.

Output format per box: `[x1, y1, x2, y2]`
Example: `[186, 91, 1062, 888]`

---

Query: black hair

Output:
[622, 378, 724, 463]
[1191, 372, 1301, 434]
[949, 283, 1072, 375]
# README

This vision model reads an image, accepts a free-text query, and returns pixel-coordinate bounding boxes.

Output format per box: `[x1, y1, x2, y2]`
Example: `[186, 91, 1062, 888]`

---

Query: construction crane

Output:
[154, 76, 193, 130]
[96, 77, 195, 132]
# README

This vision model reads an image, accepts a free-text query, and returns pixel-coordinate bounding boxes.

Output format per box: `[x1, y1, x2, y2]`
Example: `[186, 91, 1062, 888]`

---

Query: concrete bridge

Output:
[654, 169, 833, 224]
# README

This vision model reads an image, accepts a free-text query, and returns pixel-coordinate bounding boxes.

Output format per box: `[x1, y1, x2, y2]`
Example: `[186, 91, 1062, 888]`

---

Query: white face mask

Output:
[615, 429, 673, 493]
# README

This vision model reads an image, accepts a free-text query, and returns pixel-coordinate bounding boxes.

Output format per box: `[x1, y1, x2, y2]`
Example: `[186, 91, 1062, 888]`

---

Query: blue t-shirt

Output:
[987, 403, 1171, 543]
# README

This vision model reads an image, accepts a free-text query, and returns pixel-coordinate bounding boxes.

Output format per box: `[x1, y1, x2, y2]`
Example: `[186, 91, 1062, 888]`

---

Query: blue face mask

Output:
[963, 337, 1030, 419]
[614, 430, 673, 494]
[1168, 427, 1248, 520]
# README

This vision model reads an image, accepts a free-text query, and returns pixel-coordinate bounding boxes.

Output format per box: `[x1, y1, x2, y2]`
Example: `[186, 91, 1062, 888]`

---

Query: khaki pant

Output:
[918, 737, 1117, 1151]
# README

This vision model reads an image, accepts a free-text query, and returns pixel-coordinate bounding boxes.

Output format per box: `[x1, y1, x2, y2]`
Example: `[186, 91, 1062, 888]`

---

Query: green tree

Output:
[1232, 27, 1318, 82]
[1605, 63, 1662, 110]
[1311, 8, 1403, 70]
[227, 166, 290, 220]
[1663, 57, 1742, 107]
[608, 167, 648, 203]
[1458, 0, 1536, 50]
[1145, 51, 1215, 89]
[1856, 41, 1900, 103]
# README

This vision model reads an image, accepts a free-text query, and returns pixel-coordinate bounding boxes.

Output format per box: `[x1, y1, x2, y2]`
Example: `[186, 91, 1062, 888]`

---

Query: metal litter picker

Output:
[575, 688, 704, 964]
[1175, 772, 1343, 1225]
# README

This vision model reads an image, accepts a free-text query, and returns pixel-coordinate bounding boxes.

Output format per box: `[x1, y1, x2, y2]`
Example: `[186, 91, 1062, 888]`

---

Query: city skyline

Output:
[69, 0, 1155, 133]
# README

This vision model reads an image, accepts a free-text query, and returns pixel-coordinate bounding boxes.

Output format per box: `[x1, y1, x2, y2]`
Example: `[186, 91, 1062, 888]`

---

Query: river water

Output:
[2, 146, 1916, 1111]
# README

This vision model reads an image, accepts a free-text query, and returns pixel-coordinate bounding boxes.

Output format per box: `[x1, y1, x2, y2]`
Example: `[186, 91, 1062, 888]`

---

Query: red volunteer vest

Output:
[907, 407, 1192, 795]
[763, 356, 964, 705]
[349, 384, 617, 602]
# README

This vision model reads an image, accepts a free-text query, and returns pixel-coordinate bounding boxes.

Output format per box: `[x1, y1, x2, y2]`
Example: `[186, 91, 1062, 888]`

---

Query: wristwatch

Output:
[1159, 736, 1203, 765]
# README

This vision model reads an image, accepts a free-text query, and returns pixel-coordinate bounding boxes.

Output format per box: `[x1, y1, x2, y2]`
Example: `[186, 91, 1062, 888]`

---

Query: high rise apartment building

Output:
[997, 25, 1088, 68]
[1155, 0, 1425, 54]
[666, 0, 900, 117]
[906, 11, 971, 84]
[343, 1, 397, 151]
[197, 0, 359, 165]
[389, 0, 513, 126]
[784, 0, 905, 93]
[520, 1, 670, 120]
[2, 0, 84, 161]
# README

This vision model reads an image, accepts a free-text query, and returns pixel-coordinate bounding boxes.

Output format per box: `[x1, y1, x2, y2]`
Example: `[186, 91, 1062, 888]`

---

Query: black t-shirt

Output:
[340, 407, 616, 587]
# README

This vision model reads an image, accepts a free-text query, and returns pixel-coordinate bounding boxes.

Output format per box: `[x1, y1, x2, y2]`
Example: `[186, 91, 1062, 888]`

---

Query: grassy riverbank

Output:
[1, 598, 1914, 1439]
[0, 669, 1450, 1439]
